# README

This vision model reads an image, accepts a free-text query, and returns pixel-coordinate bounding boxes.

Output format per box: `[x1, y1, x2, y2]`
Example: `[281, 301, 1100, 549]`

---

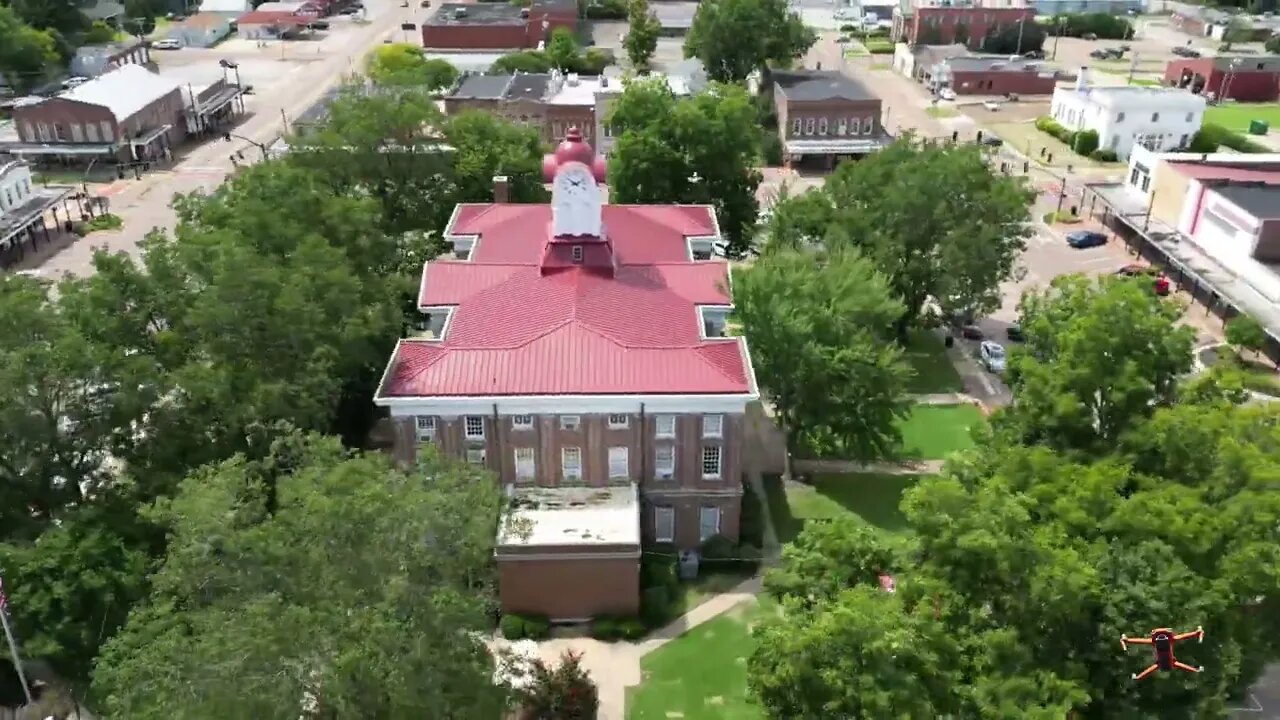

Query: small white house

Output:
[1049, 70, 1206, 159]
[0, 160, 36, 215]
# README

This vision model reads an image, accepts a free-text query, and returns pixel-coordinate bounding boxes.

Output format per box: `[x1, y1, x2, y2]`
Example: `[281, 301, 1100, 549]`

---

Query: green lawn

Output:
[762, 472, 925, 543]
[627, 601, 772, 720]
[1205, 103, 1280, 133]
[926, 106, 959, 118]
[903, 329, 964, 393]
[899, 403, 983, 459]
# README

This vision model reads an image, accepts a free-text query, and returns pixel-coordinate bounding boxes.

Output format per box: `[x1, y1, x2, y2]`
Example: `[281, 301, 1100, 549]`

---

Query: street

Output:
[31, 0, 417, 279]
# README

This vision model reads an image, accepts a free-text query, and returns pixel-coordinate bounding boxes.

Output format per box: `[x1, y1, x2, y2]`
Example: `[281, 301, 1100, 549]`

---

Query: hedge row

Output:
[1033, 116, 1117, 161]
[501, 613, 551, 640]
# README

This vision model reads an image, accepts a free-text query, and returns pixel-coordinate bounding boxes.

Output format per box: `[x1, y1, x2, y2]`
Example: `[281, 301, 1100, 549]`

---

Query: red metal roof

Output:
[1166, 161, 1280, 184]
[381, 203, 753, 398]
[234, 10, 308, 24]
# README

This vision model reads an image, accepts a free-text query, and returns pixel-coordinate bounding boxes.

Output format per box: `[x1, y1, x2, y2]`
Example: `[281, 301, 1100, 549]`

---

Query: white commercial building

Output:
[1049, 72, 1206, 159]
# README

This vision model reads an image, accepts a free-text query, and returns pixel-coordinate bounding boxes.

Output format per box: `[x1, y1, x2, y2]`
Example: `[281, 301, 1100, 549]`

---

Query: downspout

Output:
[639, 402, 647, 486]
[492, 402, 500, 476]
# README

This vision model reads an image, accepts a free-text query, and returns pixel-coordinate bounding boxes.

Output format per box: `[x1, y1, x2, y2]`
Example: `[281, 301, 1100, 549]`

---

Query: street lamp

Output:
[223, 132, 271, 162]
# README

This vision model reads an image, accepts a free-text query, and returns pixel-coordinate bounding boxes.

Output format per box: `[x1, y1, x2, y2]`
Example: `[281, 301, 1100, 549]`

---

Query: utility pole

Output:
[0, 576, 34, 706]
[1015, 18, 1026, 55]
[1128, 51, 1137, 85]
[1052, 19, 1064, 60]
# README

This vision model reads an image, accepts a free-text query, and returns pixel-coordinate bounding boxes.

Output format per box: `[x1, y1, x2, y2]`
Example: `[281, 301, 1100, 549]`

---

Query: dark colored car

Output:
[1066, 230, 1107, 249]
[960, 324, 984, 340]
[980, 135, 1004, 147]
[1006, 324, 1024, 342]
[1023, 49, 1045, 59]
[1172, 46, 1201, 58]
[308, 20, 329, 29]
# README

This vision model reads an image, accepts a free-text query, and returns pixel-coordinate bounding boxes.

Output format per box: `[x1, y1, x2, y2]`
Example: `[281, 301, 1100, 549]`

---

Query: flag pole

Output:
[0, 577, 34, 706]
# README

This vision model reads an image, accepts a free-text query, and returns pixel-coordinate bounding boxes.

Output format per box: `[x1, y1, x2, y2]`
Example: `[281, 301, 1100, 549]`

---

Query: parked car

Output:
[152, 38, 182, 49]
[1116, 264, 1171, 296]
[1006, 324, 1024, 342]
[62, 76, 89, 88]
[960, 324, 984, 340]
[979, 341, 1007, 373]
[1023, 49, 1045, 59]
[1172, 45, 1201, 58]
[1066, 230, 1107, 249]
[308, 19, 329, 29]
[983, 100, 1001, 111]
[980, 134, 1004, 147]
[938, 87, 956, 101]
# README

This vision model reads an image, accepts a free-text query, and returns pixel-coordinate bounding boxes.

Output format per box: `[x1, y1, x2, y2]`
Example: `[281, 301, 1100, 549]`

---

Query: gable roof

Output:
[58, 64, 181, 120]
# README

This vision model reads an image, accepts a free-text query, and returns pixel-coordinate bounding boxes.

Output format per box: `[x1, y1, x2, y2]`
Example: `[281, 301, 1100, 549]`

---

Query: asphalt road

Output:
[32, 0, 416, 279]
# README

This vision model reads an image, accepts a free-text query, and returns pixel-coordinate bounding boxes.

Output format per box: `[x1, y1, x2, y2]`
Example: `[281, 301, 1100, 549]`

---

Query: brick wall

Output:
[499, 555, 640, 619]
[950, 69, 1057, 95]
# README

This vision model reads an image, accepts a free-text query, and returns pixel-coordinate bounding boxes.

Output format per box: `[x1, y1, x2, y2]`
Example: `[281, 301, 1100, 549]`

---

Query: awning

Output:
[0, 186, 74, 247]
[4, 143, 118, 156]
[129, 124, 173, 146]
[193, 87, 243, 115]
[785, 137, 891, 155]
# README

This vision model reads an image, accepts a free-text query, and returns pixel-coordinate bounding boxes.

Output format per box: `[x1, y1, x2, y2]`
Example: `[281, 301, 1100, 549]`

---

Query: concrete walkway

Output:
[792, 457, 946, 475]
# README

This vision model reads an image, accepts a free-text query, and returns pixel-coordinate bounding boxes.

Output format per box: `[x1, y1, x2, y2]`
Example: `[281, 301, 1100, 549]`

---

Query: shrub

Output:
[523, 615, 551, 639]
[1072, 128, 1099, 156]
[761, 128, 784, 166]
[1042, 210, 1080, 224]
[1089, 148, 1118, 162]
[617, 618, 647, 640]
[864, 39, 894, 54]
[578, 47, 613, 74]
[583, 0, 625, 18]
[1192, 123, 1269, 154]
[736, 543, 763, 573]
[515, 650, 599, 720]
[640, 585, 672, 626]
[1227, 314, 1268, 354]
[699, 534, 737, 573]
[590, 616, 621, 641]
[641, 545, 679, 592]
[1051, 12, 1132, 40]
[839, 23, 857, 32]
[501, 614, 528, 639]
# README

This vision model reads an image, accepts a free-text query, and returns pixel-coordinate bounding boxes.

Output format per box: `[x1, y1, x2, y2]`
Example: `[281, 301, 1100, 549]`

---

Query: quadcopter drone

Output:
[1120, 626, 1205, 682]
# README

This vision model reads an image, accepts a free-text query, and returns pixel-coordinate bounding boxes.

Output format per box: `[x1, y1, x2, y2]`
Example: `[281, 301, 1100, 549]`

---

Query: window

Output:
[1185, 112, 1193, 122]
[466, 448, 486, 465]
[1179, 133, 1189, 147]
[514, 448, 536, 480]
[415, 416, 435, 441]
[70, 124, 84, 142]
[654, 506, 675, 542]
[701, 445, 722, 479]
[608, 413, 629, 429]
[19, 122, 33, 141]
[512, 414, 533, 429]
[817, 117, 828, 135]
[863, 118, 874, 136]
[804, 117, 815, 135]
[849, 117, 860, 134]
[837, 118, 848, 136]
[562, 447, 582, 480]
[86, 122, 99, 142]
[560, 415, 580, 430]
[655, 445, 675, 478]
[1151, 112, 1160, 121]
[699, 506, 721, 541]
[36, 123, 49, 141]
[464, 416, 485, 440]
[655, 414, 676, 438]
[53, 124, 67, 141]
[100, 121, 113, 140]
[552, 121, 563, 139]
[608, 446, 629, 478]
[792, 118, 802, 134]
[702, 414, 723, 437]
[571, 245, 584, 263]
[1116, 111, 1125, 122]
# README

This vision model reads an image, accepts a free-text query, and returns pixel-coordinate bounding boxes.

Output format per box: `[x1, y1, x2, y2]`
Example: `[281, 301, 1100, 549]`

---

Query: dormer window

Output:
[572, 245, 584, 263]
[700, 307, 732, 338]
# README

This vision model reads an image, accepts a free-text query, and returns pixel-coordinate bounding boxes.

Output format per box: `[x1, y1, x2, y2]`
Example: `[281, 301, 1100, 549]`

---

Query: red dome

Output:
[543, 126, 608, 182]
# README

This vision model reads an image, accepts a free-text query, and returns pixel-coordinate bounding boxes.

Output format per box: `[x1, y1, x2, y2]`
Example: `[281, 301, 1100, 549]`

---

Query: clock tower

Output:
[540, 128, 614, 276]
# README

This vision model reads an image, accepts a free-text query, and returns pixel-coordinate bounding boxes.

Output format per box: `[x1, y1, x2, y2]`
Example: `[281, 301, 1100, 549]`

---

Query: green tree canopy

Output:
[764, 137, 1034, 338]
[1002, 274, 1195, 453]
[365, 43, 460, 90]
[443, 109, 551, 204]
[683, 0, 814, 83]
[623, 0, 660, 70]
[732, 248, 910, 460]
[0, 6, 60, 91]
[1225, 313, 1267, 355]
[608, 79, 762, 254]
[82, 20, 116, 44]
[491, 50, 553, 73]
[546, 27, 579, 70]
[91, 433, 510, 718]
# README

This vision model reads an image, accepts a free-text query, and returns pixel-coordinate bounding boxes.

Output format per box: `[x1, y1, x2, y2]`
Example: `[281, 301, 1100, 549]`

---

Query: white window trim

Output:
[654, 506, 675, 542]
[701, 445, 722, 480]
[699, 506, 721, 541]
[466, 447, 486, 465]
[560, 414, 581, 430]
[698, 306, 733, 340]
[655, 414, 676, 438]
[512, 414, 533, 430]
[464, 416, 485, 440]
[608, 446, 629, 479]
[804, 117, 816, 135]
[817, 117, 828, 135]
[702, 414, 723, 438]
[415, 416, 435, 441]
[562, 446, 582, 480]
[571, 245, 584, 263]
[654, 444, 675, 479]
[607, 413, 629, 429]
[514, 447, 536, 480]
[418, 305, 456, 341]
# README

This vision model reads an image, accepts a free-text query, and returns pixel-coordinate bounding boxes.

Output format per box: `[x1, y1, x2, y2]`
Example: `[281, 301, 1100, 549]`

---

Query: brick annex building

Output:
[374, 131, 759, 621]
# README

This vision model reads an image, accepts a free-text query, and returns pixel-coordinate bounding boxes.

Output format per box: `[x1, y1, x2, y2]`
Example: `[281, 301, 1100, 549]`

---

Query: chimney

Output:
[1076, 67, 1089, 91]
[493, 175, 509, 203]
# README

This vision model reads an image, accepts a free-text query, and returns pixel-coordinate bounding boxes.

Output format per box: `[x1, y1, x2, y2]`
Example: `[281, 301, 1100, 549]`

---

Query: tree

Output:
[546, 26, 580, 70]
[1225, 313, 1267, 357]
[1002, 274, 1194, 453]
[684, 0, 815, 83]
[82, 20, 116, 44]
[443, 110, 551, 204]
[92, 433, 510, 718]
[762, 520, 902, 609]
[952, 20, 970, 46]
[609, 79, 763, 255]
[750, 588, 967, 719]
[365, 43, 459, 90]
[623, 0, 660, 70]
[9, 0, 85, 37]
[0, 6, 59, 92]
[1266, 33, 1280, 54]
[491, 50, 553, 73]
[765, 138, 1034, 339]
[732, 248, 911, 460]
[981, 19, 1046, 54]
[512, 651, 599, 720]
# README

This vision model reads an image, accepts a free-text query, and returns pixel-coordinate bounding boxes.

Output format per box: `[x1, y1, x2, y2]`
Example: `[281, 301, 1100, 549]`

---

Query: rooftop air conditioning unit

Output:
[453, 6, 466, 17]
[519, 7, 528, 17]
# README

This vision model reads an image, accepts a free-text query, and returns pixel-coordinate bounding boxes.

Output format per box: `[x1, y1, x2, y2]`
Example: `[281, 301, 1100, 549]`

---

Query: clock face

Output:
[555, 165, 596, 199]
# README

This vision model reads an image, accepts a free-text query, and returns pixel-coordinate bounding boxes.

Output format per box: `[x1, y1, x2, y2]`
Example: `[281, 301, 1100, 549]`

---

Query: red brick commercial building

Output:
[374, 131, 759, 622]
[932, 55, 1058, 95]
[892, 3, 1036, 50]
[1165, 56, 1280, 103]
[422, 0, 576, 51]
